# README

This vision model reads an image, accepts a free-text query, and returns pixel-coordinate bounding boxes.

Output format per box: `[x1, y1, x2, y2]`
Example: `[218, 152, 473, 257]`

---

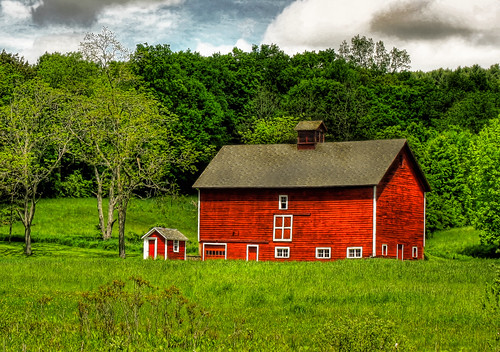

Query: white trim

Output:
[144, 237, 158, 259]
[173, 240, 179, 253]
[273, 215, 293, 242]
[372, 185, 377, 257]
[197, 189, 201, 243]
[347, 247, 363, 259]
[279, 195, 288, 210]
[423, 192, 426, 248]
[202, 242, 227, 261]
[246, 245, 259, 261]
[412, 246, 418, 258]
[275, 247, 290, 258]
[143, 238, 149, 259]
[381, 244, 388, 256]
[315, 247, 331, 259]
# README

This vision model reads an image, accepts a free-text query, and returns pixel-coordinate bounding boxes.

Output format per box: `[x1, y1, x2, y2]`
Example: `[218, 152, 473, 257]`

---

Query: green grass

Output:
[0, 198, 499, 350]
[0, 196, 198, 255]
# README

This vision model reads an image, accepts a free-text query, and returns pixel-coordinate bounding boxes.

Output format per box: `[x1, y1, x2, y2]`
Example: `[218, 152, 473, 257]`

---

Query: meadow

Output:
[0, 198, 498, 351]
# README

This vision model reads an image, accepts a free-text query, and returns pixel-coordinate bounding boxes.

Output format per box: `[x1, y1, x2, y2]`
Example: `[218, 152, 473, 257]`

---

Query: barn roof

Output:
[142, 227, 189, 241]
[193, 139, 430, 190]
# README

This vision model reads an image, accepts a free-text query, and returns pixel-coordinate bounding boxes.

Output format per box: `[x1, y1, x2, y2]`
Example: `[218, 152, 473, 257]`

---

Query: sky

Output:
[0, 0, 499, 72]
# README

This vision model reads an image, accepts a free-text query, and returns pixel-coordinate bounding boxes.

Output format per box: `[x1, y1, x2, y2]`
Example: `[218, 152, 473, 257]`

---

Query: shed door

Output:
[247, 245, 258, 261]
[204, 244, 226, 260]
[148, 239, 156, 259]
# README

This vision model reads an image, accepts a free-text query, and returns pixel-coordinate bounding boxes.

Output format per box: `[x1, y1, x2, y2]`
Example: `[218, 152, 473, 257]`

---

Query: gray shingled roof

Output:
[142, 227, 189, 241]
[294, 120, 327, 131]
[193, 139, 429, 189]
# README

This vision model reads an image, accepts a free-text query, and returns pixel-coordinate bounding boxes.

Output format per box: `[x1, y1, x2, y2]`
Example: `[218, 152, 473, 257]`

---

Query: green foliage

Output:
[469, 118, 500, 248]
[78, 276, 212, 350]
[56, 170, 94, 198]
[316, 314, 401, 351]
[240, 115, 300, 144]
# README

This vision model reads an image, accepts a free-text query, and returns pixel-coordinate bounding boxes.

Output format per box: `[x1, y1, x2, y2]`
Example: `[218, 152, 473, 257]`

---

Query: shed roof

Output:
[294, 120, 327, 131]
[142, 227, 189, 241]
[193, 139, 430, 190]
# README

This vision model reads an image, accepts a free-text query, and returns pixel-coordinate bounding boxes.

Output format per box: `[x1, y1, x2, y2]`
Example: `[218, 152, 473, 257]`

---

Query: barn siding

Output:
[376, 148, 426, 259]
[199, 187, 374, 261]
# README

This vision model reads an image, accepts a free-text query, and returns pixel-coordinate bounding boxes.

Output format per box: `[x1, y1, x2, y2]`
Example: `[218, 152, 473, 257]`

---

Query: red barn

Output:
[193, 121, 430, 261]
[142, 227, 188, 260]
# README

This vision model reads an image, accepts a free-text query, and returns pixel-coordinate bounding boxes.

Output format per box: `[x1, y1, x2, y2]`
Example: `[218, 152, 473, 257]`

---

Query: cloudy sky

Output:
[1, 0, 499, 71]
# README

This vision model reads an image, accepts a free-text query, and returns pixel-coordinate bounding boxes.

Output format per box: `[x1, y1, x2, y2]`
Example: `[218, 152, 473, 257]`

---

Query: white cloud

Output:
[1, 0, 33, 19]
[263, 0, 500, 71]
[195, 38, 252, 56]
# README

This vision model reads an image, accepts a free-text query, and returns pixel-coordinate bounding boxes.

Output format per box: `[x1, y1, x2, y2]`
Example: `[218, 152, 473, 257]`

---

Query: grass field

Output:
[0, 198, 498, 351]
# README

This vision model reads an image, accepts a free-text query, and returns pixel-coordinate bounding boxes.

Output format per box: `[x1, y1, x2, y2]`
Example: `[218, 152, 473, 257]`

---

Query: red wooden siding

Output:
[199, 187, 374, 261]
[148, 233, 166, 259]
[166, 240, 186, 260]
[376, 149, 426, 259]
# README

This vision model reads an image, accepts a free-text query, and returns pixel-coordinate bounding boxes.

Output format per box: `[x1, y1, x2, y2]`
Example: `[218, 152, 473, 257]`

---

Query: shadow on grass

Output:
[459, 243, 500, 259]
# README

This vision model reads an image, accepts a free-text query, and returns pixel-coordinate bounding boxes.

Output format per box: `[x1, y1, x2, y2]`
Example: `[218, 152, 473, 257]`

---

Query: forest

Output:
[1, 29, 500, 257]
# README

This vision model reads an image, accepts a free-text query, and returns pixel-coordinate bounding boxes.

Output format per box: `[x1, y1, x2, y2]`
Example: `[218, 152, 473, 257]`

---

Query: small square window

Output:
[412, 246, 418, 258]
[279, 195, 288, 210]
[381, 244, 388, 256]
[275, 247, 289, 258]
[173, 240, 179, 253]
[347, 247, 362, 259]
[316, 247, 331, 259]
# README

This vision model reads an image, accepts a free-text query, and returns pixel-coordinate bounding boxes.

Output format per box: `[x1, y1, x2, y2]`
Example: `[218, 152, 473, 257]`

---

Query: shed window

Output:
[173, 240, 179, 253]
[275, 247, 290, 258]
[347, 247, 362, 259]
[316, 247, 331, 259]
[412, 246, 418, 258]
[279, 195, 288, 210]
[273, 215, 293, 241]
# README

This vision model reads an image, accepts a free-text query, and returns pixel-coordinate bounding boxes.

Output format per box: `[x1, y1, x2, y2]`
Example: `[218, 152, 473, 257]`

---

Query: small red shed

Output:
[142, 227, 188, 260]
[193, 121, 431, 262]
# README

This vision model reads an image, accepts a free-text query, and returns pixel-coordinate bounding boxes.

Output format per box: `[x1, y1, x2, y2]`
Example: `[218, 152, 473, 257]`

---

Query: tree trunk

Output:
[21, 191, 36, 256]
[118, 197, 128, 259]
[95, 167, 116, 240]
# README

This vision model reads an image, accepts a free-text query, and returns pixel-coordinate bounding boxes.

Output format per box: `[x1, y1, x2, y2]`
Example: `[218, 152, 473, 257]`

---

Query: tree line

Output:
[1, 29, 500, 255]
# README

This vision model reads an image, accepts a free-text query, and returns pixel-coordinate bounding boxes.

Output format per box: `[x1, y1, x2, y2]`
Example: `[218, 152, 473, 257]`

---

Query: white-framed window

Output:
[381, 244, 388, 256]
[279, 195, 288, 210]
[316, 247, 331, 259]
[347, 247, 363, 259]
[173, 240, 179, 253]
[273, 215, 293, 241]
[275, 247, 290, 258]
[412, 246, 418, 258]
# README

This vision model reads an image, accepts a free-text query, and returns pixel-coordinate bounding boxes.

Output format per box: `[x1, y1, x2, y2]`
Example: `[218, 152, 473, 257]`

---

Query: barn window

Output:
[273, 215, 293, 241]
[412, 246, 418, 258]
[381, 244, 388, 256]
[316, 247, 331, 259]
[279, 195, 288, 210]
[347, 247, 362, 259]
[173, 240, 179, 253]
[275, 247, 290, 258]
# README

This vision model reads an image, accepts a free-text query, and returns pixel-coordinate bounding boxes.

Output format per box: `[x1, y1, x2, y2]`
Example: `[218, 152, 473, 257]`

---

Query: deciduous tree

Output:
[0, 79, 72, 255]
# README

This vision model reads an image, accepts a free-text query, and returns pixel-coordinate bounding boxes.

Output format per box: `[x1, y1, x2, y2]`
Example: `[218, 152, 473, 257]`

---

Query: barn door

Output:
[247, 245, 258, 261]
[204, 244, 227, 260]
[397, 244, 404, 261]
